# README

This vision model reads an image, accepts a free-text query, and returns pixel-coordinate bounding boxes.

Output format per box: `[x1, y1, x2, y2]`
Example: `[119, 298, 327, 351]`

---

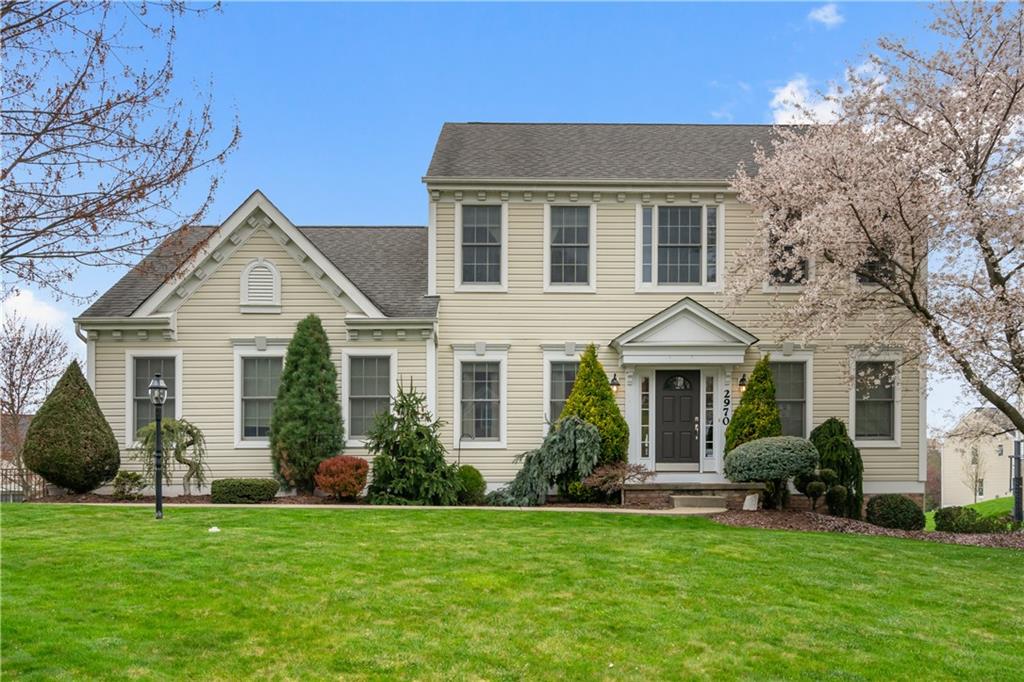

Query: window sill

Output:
[240, 304, 282, 314]
[854, 439, 901, 449]
[762, 283, 807, 293]
[457, 439, 506, 450]
[235, 440, 271, 449]
[635, 284, 724, 294]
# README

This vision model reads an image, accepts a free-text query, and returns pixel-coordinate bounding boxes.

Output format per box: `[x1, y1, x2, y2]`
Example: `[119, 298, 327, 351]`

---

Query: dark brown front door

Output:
[656, 370, 701, 464]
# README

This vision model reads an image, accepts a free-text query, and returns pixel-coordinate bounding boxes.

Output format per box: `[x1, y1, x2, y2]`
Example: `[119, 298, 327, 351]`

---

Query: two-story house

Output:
[76, 122, 926, 501]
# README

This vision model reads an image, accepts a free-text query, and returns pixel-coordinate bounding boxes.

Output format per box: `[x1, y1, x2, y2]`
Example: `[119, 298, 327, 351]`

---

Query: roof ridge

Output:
[452, 121, 788, 128]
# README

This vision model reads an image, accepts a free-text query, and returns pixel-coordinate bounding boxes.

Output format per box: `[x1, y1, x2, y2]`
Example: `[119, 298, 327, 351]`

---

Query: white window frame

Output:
[541, 346, 583, 432]
[543, 203, 598, 293]
[240, 258, 282, 313]
[455, 202, 508, 292]
[849, 350, 902, 449]
[764, 350, 815, 438]
[233, 344, 286, 449]
[124, 349, 183, 446]
[341, 347, 399, 448]
[635, 202, 724, 292]
[454, 345, 508, 449]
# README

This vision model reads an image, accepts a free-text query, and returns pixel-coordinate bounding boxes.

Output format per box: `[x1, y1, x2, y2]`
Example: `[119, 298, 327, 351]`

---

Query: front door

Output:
[656, 370, 701, 465]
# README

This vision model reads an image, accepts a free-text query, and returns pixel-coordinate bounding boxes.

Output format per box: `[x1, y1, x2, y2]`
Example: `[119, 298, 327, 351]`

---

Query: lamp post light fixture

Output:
[147, 373, 168, 520]
[738, 374, 748, 394]
[609, 373, 620, 395]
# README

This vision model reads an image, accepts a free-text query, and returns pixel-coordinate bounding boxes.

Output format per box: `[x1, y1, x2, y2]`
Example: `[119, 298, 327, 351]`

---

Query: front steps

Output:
[670, 495, 728, 513]
[623, 482, 765, 510]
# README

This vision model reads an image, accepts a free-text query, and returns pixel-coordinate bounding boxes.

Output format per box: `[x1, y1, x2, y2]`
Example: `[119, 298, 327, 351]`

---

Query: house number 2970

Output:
[722, 389, 732, 425]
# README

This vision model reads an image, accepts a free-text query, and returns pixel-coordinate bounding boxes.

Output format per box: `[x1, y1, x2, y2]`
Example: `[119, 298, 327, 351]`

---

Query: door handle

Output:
[693, 415, 700, 440]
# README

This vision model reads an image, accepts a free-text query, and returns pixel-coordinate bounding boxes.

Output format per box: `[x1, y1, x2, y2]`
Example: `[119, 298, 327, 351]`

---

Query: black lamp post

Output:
[148, 373, 168, 520]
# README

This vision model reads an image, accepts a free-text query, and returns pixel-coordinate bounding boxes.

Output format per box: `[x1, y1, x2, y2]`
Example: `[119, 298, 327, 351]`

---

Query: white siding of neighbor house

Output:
[431, 193, 923, 486]
[940, 417, 1016, 507]
[91, 229, 426, 483]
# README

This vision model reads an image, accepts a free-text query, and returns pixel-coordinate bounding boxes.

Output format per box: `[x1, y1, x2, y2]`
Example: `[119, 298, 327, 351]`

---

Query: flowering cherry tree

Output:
[730, 2, 1024, 434]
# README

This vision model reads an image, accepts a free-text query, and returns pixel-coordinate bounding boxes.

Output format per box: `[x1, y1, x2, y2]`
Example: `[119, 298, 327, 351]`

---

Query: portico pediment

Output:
[611, 298, 757, 365]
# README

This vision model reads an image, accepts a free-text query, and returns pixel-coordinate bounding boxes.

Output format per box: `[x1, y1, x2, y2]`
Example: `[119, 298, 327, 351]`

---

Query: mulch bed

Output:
[712, 510, 1024, 550]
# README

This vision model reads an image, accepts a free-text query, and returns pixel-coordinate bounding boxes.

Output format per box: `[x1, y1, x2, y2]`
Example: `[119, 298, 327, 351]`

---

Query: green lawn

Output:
[925, 496, 1014, 530]
[3, 506, 1022, 680]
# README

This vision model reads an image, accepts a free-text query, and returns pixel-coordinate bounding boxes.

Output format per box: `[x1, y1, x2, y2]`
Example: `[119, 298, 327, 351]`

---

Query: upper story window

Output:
[459, 205, 505, 287]
[768, 230, 809, 286]
[545, 205, 596, 291]
[857, 244, 896, 286]
[638, 204, 720, 289]
[240, 258, 281, 312]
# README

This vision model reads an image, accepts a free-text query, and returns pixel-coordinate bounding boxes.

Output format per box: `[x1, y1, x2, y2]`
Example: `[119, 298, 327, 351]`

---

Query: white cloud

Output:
[808, 3, 845, 29]
[770, 76, 839, 124]
[2, 289, 83, 357]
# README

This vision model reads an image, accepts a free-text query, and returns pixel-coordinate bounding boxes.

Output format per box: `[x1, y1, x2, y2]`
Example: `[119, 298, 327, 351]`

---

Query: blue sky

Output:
[10, 1, 969, 429]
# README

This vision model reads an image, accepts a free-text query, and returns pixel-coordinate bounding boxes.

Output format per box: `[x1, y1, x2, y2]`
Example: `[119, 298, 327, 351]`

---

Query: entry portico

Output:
[613, 298, 758, 482]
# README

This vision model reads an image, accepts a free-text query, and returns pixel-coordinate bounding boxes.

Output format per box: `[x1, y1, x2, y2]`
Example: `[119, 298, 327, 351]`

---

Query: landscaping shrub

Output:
[725, 356, 782, 453]
[805, 481, 827, 510]
[315, 455, 368, 500]
[560, 344, 628, 466]
[934, 506, 1020, 534]
[563, 480, 599, 503]
[809, 417, 864, 518]
[270, 314, 344, 493]
[723, 436, 818, 508]
[583, 462, 655, 506]
[367, 382, 460, 505]
[491, 416, 601, 507]
[22, 360, 119, 493]
[865, 494, 925, 531]
[112, 471, 145, 500]
[210, 478, 279, 504]
[456, 465, 487, 506]
[825, 485, 848, 516]
[130, 418, 208, 495]
[795, 467, 843, 514]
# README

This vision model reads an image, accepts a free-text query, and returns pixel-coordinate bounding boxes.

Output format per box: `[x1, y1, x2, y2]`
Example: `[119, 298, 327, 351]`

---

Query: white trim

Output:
[341, 347, 399, 448]
[542, 203, 598, 293]
[918, 364, 928, 482]
[233, 343, 287, 449]
[453, 346, 508, 449]
[240, 257, 281, 313]
[542, 346, 583, 432]
[454, 202, 509, 292]
[634, 203, 724, 293]
[761, 348, 815, 439]
[849, 350, 903, 449]
[124, 349, 183, 446]
[85, 332, 96, 389]
[426, 334, 437, 419]
[133, 190, 384, 319]
[427, 200, 438, 297]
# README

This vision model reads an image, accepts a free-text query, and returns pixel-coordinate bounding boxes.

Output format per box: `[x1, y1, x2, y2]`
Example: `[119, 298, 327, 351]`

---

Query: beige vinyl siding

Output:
[91, 229, 426, 482]
[434, 194, 923, 484]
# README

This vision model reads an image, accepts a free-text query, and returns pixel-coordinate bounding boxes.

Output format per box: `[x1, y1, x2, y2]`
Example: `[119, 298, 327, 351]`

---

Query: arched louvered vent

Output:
[241, 258, 281, 311]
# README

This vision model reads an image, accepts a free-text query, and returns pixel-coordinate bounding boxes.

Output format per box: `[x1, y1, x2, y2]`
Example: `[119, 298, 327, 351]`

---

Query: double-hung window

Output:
[639, 204, 720, 287]
[348, 356, 392, 439]
[770, 362, 807, 437]
[131, 356, 177, 441]
[853, 360, 897, 443]
[460, 205, 503, 286]
[461, 362, 500, 440]
[546, 206, 594, 289]
[240, 356, 282, 440]
[548, 361, 578, 423]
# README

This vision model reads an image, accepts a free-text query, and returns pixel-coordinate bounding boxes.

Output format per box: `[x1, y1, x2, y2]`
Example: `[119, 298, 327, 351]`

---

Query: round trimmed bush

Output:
[723, 436, 818, 509]
[825, 485, 848, 516]
[22, 360, 120, 493]
[315, 455, 368, 500]
[865, 494, 924, 531]
[456, 465, 487, 505]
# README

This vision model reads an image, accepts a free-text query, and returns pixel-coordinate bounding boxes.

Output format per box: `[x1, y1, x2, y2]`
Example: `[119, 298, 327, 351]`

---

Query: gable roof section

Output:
[425, 122, 788, 183]
[79, 192, 436, 320]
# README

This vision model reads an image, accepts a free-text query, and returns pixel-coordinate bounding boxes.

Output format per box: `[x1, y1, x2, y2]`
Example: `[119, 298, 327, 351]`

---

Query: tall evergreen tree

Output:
[270, 314, 344, 492]
[22, 360, 119, 493]
[725, 355, 782, 452]
[560, 344, 628, 465]
[810, 417, 865, 519]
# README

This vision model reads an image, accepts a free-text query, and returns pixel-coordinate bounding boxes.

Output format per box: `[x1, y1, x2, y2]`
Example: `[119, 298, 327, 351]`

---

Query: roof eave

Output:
[422, 175, 736, 187]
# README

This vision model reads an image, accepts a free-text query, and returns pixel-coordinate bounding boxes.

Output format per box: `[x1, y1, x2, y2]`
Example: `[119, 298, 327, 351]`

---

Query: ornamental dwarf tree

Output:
[22, 360, 119, 493]
[559, 344, 628, 465]
[270, 315, 344, 493]
[809, 418, 864, 518]
[730, 2, 1024, 436]
[725, 356, 782, 452]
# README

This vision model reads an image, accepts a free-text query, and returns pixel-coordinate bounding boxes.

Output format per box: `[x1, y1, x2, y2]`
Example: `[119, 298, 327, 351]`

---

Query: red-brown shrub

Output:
[314, 455, 368, 500]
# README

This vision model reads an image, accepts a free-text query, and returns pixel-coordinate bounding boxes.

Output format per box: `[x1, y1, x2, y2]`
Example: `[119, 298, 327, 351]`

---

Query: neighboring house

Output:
[76, 122, 926, 498]
[940, 407, 1019, 507]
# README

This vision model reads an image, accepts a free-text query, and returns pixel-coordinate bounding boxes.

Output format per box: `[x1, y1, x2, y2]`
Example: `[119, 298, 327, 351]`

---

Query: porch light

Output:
[609, 373, 620, 394]
[147, 374, 168, 405]
[738, 374, 748, 394]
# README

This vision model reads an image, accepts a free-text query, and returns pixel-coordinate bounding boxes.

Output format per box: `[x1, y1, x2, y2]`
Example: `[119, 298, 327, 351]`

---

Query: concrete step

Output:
[670, 494, 728, 509]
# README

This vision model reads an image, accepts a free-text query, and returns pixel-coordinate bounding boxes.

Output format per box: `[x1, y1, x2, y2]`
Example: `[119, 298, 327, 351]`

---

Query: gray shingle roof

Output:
[79, 226, 436, 320]
[425, 122, 786, 182]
